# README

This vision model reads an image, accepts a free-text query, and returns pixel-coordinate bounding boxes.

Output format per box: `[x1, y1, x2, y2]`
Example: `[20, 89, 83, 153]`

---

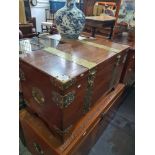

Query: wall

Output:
[30, 0, 83, 32]
[30, 0, 50, 32]
[19, 0, 27, 24]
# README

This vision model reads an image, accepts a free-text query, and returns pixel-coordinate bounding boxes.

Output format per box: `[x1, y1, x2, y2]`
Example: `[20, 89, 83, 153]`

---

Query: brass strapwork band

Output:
[79, 40, 120, 53]
[83, 67, 97, 113]
[43, 47, 96, 69]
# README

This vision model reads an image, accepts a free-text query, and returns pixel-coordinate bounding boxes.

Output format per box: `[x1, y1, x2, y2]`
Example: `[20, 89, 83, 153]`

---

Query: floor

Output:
[19, 87, 135, 155]
[89, 87, 135, 155]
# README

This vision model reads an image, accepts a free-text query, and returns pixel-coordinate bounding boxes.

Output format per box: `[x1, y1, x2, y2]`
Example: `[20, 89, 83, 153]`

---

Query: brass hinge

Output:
[52, 91, 75, 109]
[53, 125, 72, 136]
[83, 67, 97, 113]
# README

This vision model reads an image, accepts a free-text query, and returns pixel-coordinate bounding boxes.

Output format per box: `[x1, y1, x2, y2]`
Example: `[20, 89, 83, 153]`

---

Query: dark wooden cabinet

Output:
[120, 48, 135, 86]
[112, 33, 135, 86]
[20, 84, 125, 155]
[19, 17, 37, 38]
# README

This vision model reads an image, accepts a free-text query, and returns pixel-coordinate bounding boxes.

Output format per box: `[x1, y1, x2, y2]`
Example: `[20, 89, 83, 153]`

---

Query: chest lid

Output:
[19, 35, 129, 90]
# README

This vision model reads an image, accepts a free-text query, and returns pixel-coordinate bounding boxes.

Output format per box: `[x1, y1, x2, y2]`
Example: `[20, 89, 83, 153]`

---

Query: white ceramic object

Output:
[55, 0, 85, 39]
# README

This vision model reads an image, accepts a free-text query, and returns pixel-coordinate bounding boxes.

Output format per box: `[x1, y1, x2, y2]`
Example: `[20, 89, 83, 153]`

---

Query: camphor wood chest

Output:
[19, 34, 129, 142]
[20, 84, 125, 155]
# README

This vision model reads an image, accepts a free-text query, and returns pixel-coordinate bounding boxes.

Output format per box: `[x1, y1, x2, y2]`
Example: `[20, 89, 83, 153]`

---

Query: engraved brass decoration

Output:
[62, 78, 76, 90]
[83, 67, 97, 113]
[53, 125, 72, 136]
[32, 87, 45, 105]
[52, 91, 75, 109]
[33, 143, 44, 155]
[19, 68, 25, 81]
[51, 77, 76, 90]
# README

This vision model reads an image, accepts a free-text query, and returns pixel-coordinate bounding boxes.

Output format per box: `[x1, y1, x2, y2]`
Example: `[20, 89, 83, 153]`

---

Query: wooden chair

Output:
[19, 17, 37, 38]
[41, 9, 54, 32]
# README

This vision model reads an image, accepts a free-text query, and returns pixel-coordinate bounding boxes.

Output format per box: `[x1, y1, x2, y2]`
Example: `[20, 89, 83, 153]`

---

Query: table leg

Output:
[109, 23, 114, 39]
[91, 27, 96, 38]
[53, 14, 55, 23]
[46, 26, 48, 32]
[41, 25, 43, 32]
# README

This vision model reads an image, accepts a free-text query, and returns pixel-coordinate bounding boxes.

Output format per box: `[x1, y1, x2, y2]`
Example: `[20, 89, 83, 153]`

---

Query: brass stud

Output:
[77, 84, 81, 88]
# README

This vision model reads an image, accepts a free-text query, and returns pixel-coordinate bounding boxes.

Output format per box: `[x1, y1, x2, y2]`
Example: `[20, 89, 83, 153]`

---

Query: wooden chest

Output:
[19, 35, 129, 142]
[20, 84, 125, 155]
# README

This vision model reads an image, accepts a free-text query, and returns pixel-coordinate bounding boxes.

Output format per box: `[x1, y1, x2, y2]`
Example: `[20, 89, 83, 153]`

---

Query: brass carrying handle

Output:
[33, 143, 44, 155]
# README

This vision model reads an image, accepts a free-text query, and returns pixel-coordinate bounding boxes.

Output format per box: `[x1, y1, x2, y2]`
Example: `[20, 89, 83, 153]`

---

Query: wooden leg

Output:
[109, 23, 114, 39]
[46, 26, 48, 32]
[41, 25, 43, 32]
[53, 14, 55, 23]
[91, 27, 96, 38]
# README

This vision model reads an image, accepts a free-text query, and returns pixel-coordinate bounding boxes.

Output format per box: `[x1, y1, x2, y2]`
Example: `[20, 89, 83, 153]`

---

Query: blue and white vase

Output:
[55, 0, 85, 39]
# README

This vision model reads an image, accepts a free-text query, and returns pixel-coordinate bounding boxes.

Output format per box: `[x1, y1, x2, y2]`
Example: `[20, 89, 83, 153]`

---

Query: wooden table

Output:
[85, 15, 116, 39]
